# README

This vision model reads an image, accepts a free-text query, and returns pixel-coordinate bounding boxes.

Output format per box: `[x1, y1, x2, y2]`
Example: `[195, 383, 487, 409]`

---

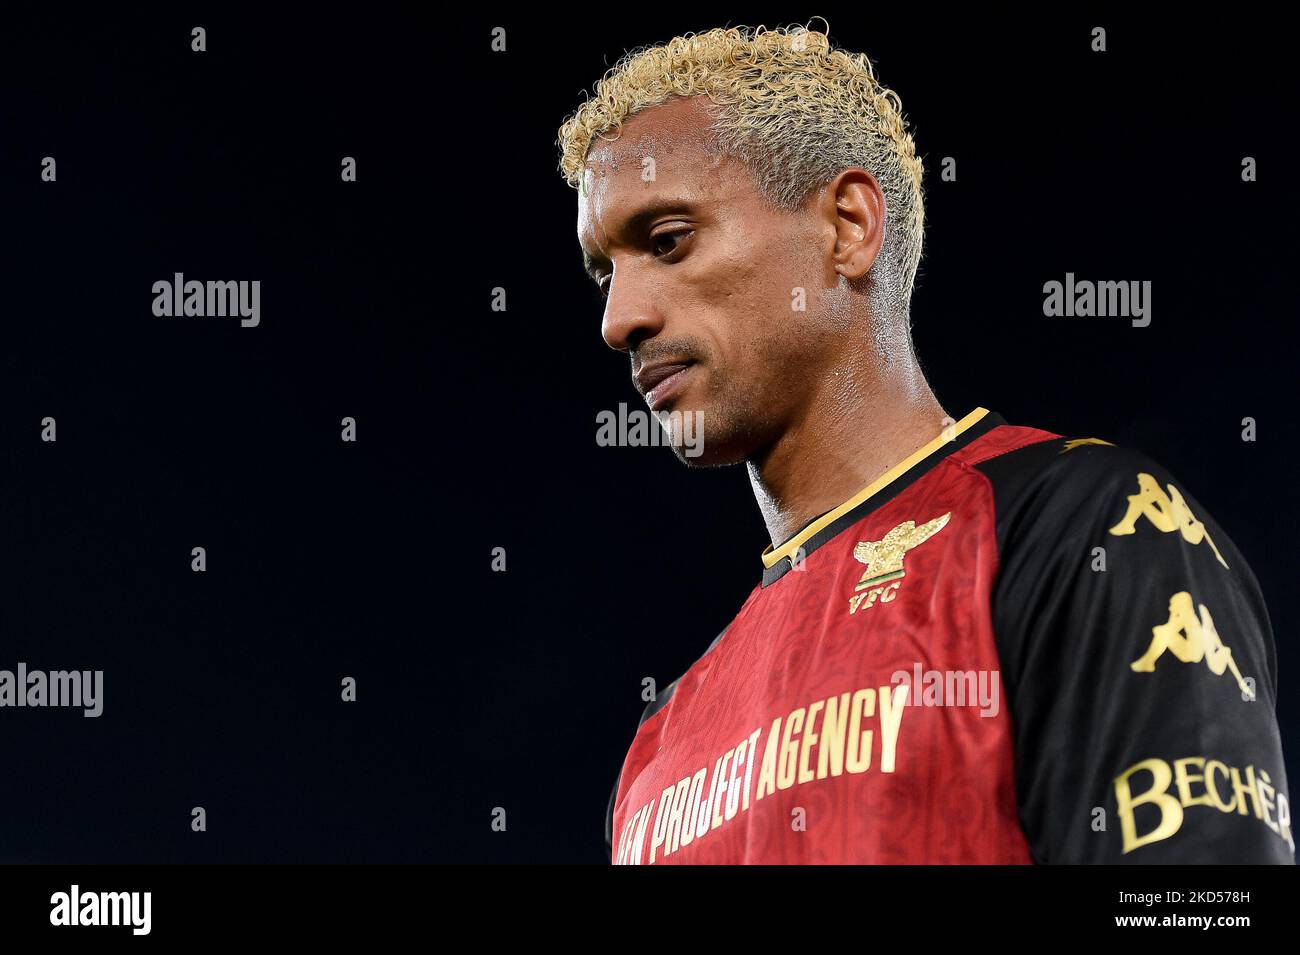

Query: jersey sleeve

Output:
[979, 437, 1293, 863]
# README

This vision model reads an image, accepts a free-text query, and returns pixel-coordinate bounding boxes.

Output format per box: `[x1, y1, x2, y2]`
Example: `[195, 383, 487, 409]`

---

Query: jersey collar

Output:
[759, 407, 1002, 587]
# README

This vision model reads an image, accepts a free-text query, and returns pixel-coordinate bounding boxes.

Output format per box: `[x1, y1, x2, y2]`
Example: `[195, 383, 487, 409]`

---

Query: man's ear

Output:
[819, 168, 885, 282]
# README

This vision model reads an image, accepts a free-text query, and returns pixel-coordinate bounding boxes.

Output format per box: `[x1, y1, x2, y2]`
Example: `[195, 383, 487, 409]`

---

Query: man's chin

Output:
[666, 444, 733, 467]
[653, 405, 748, 468]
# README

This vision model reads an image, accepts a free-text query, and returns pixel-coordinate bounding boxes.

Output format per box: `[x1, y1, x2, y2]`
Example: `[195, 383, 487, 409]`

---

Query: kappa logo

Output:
[849, 512, 951, 615]
[1061, 437, 1114, 453]
[1133, 591, 1255, 699]
[1109, 472, 1228, 569]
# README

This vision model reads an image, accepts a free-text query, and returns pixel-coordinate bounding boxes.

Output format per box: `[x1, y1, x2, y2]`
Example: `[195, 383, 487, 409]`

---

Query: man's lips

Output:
[634, 360, 694, 410]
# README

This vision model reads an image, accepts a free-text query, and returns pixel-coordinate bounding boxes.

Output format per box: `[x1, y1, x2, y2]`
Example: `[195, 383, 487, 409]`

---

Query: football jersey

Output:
[605, 407, 1294, 864]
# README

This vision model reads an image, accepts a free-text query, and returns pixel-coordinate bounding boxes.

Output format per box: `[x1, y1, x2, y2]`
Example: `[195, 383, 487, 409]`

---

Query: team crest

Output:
[849, 512, 951, 614]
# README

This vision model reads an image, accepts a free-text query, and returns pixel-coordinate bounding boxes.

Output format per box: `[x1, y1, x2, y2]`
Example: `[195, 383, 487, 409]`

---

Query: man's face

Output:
[576, 96, 847, 466]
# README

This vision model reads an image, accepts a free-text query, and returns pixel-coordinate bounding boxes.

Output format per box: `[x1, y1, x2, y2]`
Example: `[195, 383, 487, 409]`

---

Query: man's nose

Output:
[601, 270, 665, 353]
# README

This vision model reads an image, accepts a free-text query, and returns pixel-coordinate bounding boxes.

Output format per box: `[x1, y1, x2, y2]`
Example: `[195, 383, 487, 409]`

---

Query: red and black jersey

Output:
[605, 408, 1294, 864]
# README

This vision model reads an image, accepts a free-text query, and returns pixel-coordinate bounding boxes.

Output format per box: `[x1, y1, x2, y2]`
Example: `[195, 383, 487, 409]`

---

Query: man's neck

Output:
[746, 365, 949, 550]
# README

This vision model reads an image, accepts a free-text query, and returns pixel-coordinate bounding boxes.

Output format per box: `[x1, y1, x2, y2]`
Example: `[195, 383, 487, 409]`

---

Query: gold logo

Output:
[1114, 756, 1292, 855]
[849, 513, 951, 615]
[1061, 437, 1114, 453]
[1133, 591, 1254, 699]
[1109, 472, 1228, 568]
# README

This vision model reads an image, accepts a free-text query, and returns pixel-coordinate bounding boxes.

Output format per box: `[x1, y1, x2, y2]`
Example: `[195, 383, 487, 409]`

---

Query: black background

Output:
[0, 8, 1295, 863]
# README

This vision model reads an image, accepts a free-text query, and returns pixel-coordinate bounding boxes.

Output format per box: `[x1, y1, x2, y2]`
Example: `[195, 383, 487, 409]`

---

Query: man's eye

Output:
[597, 276, 612, 298]
[651, 229, 693, 258]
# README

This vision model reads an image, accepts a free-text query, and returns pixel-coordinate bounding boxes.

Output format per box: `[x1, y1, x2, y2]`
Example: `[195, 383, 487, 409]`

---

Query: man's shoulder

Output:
[966, 423, 1264, 609]
[959, 424, 1257, 578]
[967, 426, 1191, 524]
[971, 425, 1144, 481]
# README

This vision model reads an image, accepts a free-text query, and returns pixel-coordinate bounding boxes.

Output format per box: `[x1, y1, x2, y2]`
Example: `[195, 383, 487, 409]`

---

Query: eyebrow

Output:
[580, 197, 697, 281]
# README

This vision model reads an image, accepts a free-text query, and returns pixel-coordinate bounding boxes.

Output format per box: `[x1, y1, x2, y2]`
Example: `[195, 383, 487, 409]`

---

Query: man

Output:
[557, 25, 1292, 863]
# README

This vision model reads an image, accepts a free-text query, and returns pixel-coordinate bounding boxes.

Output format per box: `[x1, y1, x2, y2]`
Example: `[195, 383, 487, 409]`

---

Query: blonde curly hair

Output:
[556, 22, 926, 314]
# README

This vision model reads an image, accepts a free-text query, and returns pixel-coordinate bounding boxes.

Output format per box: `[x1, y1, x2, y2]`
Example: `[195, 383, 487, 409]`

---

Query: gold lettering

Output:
[631, 800, 654, 864]
[700, 755, 724, 837]
[1229, 765, 1262, 819]
[1205, 760, 1236, 812]
[754, 719, 781, 801]
[615, 807, 638, 865]
[742, 727, 761, 811]
[711, 750, 733, 830]
[1257, 769, 1278, 834]
[1117, 756, 1292, 856]
[798, 701, 824, 785]
[724, 742, 745, 821]
[1278, 792, 1294, 852]
[877, 684, 908, 773]
[777, 708, 806, 790]
[817, 693, 850, 779]
[846, 688, 876, 773]
[676, 769, 707, 848]
[683, 783, 704, 846]
[649, 781, 682, 863]
[1115, 757, 1184, 853]
[849, 582, 903, 614]
[1174, 757, 1211, 808]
